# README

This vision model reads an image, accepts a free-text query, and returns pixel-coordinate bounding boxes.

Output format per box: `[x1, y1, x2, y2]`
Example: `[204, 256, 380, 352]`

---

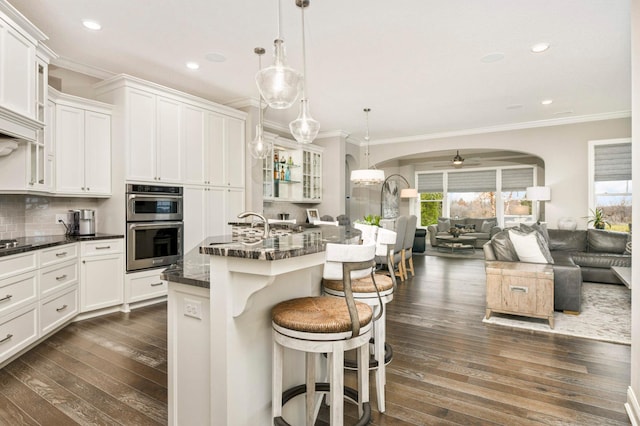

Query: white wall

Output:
[627, 0, 639, 422]
[367, 118, 630, 229]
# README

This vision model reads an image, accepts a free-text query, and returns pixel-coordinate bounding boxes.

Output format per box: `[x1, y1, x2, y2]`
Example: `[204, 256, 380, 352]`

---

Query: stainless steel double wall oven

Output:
[126, 184, 183, 272]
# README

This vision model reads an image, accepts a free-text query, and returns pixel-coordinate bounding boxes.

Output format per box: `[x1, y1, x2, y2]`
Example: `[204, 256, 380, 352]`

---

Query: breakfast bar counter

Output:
[162, 225, 360, 426]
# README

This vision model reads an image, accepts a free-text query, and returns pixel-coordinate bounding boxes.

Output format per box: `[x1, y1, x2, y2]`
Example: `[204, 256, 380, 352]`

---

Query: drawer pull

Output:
[509, 285, 529, 294]
[55, 252, 68, 257]
[150, 282, 164, 287]
[95, 246, 111, 250]
[0, 294, 13, 303]
[0, 334, 13, 344]
[56, 274, 68, 281]
[56, 304, 68, 312]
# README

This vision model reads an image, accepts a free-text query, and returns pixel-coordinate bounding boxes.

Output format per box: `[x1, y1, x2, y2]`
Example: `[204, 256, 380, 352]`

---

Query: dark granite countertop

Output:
[0, 234, 124, 258]
[161, 225, 361, 288]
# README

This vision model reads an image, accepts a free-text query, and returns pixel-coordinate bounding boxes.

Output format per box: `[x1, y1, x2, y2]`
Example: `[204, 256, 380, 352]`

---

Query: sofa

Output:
[484, 226, 631, 312]
[428, 217, 501, 249]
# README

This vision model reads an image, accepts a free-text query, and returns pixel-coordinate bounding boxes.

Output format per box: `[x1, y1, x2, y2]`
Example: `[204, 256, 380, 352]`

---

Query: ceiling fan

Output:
[432, 150, 482, 169]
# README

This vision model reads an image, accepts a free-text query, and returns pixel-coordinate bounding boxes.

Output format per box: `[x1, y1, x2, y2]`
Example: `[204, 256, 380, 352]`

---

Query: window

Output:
[591, 141, 632, 231]
[417, 173, 443, 226]
[447, 170, 496, 218]
[502, 168, 534, 221]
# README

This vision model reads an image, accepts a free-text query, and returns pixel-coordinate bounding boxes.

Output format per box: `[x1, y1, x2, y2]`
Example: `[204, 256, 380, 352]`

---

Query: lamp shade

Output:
[400, 188, 419, 198]
[350, 169, 385, 185]
[526, 186, 551, 201]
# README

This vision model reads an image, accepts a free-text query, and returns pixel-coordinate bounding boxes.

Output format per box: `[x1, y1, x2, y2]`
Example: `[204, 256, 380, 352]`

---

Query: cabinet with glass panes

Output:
[262, 134, 322, 203]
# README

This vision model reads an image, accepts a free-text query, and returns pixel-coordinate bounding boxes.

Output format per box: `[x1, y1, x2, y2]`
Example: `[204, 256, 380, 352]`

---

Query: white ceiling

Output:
[8, 0, 631, 143]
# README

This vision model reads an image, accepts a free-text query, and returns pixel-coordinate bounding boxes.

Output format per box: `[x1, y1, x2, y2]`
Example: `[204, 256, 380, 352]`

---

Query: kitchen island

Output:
[162, 225, 361, 426]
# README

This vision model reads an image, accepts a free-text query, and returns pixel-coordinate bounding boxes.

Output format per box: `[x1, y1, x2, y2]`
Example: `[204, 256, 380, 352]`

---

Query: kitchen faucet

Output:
[237, 211, 270, 239]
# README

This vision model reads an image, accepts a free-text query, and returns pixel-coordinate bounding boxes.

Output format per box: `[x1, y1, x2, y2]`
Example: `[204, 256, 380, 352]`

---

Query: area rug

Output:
[483, 282, 631, 345]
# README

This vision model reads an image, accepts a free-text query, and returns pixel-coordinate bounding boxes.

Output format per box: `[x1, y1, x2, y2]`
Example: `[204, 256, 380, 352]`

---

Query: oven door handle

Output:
[128, 221, 184, 229]
[128, 194, 183, 200]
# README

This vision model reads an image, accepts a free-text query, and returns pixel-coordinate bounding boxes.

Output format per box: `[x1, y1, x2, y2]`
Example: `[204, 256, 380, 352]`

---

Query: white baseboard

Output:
[626, 386, 640, 426]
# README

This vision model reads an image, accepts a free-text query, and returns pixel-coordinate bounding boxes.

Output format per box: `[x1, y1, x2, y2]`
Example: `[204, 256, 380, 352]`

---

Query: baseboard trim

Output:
[626, 386, 640, 426]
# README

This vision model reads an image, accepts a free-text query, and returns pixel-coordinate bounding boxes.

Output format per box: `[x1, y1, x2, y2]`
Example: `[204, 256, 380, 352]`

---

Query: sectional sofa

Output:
[484, 227, 632, 312]
[427, 217, 501, 249]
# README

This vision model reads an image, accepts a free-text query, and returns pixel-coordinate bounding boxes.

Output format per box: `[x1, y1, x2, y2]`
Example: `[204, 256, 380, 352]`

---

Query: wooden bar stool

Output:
[272, 243, 377, 426]
[323, 229, 397, 413]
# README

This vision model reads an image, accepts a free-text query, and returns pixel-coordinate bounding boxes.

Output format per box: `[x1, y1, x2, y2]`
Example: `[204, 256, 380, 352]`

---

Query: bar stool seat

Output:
[272, 243, 377, 426]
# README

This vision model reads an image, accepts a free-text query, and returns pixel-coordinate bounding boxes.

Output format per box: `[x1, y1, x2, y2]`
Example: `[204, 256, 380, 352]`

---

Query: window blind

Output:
[417, 173, 444, 192]
[502, 168, 534, 191]
[448, 170, 496, 192]
[594, 143, 632, 182]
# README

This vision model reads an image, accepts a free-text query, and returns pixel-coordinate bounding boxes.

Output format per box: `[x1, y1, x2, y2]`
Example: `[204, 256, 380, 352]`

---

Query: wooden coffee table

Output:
[435, 235, 477, 253]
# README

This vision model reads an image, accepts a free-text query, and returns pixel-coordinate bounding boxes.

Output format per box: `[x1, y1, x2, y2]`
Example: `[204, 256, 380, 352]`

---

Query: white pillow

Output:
[508, 230, 551, 264]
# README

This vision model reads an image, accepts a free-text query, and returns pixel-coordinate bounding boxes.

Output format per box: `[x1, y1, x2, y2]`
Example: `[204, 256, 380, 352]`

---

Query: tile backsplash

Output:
[0, 195, 99, 239]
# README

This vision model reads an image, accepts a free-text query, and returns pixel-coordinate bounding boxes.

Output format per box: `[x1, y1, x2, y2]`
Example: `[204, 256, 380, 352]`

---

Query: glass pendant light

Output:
[350, 108, 385, 185]
[289, 0, 320, 144]
[255, 0, 302, 109]
[248, 47, 273, 160]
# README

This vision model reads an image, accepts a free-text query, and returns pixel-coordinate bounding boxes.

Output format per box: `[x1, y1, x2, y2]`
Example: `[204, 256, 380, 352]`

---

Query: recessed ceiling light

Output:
[480, 52, 505, 63]
[186, 62, 200, 70]
[531, 42, 550, 53]
[541, 99, 553, 105]
[82, 20, 101, 30]
[205, 52, 227, 63]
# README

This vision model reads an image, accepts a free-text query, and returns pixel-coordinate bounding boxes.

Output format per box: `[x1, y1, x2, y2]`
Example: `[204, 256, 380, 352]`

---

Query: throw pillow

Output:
[481, 220, 497, 234]
[508, 228, 554, 264]
[520, 223, 550, 243]
[437, 218, 450, 233]
[625, 233, 632, 255]
[490, 230, 519, 261]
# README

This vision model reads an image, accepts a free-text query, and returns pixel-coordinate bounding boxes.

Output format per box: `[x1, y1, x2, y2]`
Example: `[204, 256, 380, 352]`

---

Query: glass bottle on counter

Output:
[285, 165, 291, 181]
[280, 166, 285, 181]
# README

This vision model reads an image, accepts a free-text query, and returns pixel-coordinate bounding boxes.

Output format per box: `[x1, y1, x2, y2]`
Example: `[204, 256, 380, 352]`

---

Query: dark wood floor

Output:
[0, 255, 631, 425]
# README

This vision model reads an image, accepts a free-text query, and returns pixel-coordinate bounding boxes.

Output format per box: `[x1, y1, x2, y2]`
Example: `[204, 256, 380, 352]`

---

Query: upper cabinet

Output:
[95, 74, 246, 187]
[0, 2, 55, 141]
[51, 89, 113, 196]
[263, 134, 323, 203]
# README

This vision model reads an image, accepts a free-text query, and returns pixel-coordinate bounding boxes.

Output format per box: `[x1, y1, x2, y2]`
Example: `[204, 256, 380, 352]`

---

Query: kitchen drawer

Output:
[40, 243, 78, 267]
[0, 271, 38, 317]
[40, 285, 78, 335]
[0, 304, 39, 363]
[40, 259, 78, 297]
[81, 239, 123, 257]
[126, 271, 167, 303]
[0, 252, 38, 281]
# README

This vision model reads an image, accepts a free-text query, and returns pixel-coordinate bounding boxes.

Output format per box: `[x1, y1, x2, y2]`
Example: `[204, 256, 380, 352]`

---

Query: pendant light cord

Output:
[277, 0, 282, 39]
[301, 3, 307, 99]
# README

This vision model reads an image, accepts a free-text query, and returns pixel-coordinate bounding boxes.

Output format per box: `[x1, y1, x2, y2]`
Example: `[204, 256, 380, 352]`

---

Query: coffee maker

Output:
[67, 209, 96, 236]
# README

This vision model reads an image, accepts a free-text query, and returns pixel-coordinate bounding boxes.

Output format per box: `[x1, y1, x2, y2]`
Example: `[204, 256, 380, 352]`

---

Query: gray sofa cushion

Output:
[587, 229, 628, 254]
[548, 229, 587, 251]
[437, 218, 450, 232]
[519, 223, 549, 243]
[490, 230, 519, 261]
[570, 252, 631, 268]
[481, 219, 497, 233]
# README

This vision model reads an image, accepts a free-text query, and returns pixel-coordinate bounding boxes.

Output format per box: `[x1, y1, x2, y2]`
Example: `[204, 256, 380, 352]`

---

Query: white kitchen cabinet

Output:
[124, 269, 167, 306]
[53, 90, 112, 196]
[183, 186, 245, 251]
[0, 13, 34, 120]
[39, 284, 78, 335]
[125, 89, 182, 184]
[0, 3, 53, 144]
[184, 108, 244, 188]
[79, 239, 124, 313]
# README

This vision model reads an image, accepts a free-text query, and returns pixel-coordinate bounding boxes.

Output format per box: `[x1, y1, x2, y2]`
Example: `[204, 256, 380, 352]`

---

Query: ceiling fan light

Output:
[255, 39, 302, 109]
[452, 150, 464, 165]
[289, 99, 320, 144]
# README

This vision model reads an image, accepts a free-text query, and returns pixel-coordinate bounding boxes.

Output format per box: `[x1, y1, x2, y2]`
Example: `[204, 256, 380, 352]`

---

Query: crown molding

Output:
[51, 57, 115, 80]
[225, 97, 260, 109]
[368, 111, 632, 146]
